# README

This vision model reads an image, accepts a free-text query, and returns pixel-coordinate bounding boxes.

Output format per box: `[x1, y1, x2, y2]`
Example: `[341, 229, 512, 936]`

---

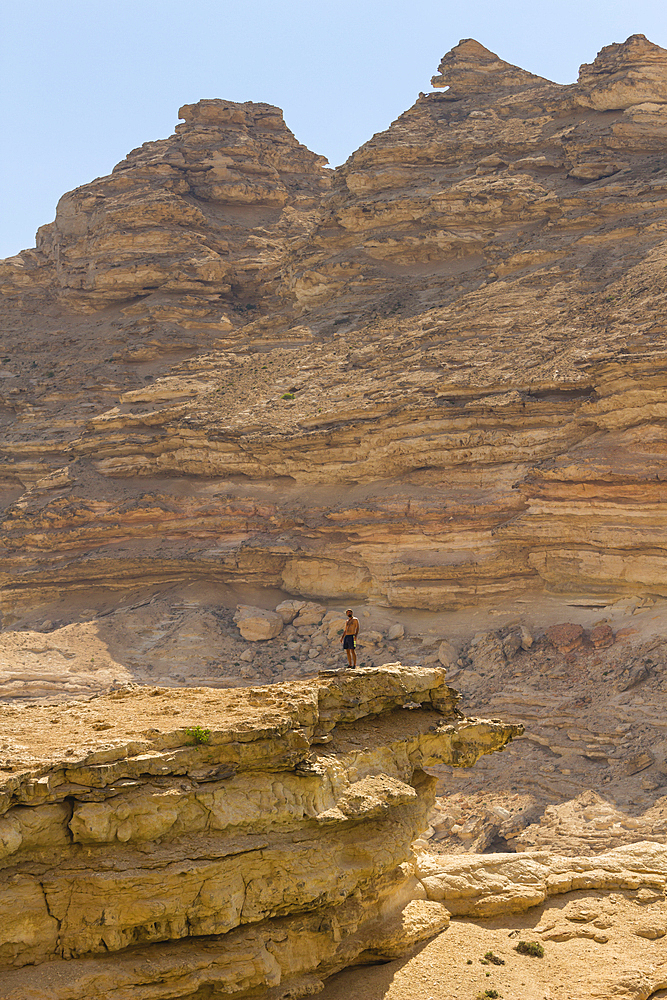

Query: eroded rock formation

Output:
[0, 665, 520, 998]
[318, 842, 667, 1000]
[1, 100, 329, 313]
[4, 37, 667, 996]
[2, 35, 667, 619]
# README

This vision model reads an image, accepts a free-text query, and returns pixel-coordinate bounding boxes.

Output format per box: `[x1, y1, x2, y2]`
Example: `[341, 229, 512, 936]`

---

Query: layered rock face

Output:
[4, 42, 667, 996]
[320, 842, 667, 1000]
[0, 665, 520, 998]
[1, 99, 329, 312]
[3, 36, 667, 617]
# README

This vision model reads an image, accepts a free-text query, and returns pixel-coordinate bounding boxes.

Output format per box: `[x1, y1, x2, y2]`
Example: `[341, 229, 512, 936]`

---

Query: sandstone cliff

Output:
[1, 99, 329, 313]
[0, 665, 520, 998]
[3, 664, 667, 1000]
[3, 36, 667, 621]
[4, 38, 667, 996]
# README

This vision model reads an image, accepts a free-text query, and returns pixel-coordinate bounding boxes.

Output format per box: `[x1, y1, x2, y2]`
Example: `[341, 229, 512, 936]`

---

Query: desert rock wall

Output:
[2, 99, 330, 313]
[0, 665, 520, 997]
[3, 36, 667, 615]
[4, 34, 667, 1000]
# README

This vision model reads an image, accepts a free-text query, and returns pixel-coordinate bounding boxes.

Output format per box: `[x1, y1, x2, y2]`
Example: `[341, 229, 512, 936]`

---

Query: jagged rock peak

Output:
[13, 95, 330, 311]
[577, 33, 667, 109]
[177, 97, 288, 130]
[431, 37, 550, 96]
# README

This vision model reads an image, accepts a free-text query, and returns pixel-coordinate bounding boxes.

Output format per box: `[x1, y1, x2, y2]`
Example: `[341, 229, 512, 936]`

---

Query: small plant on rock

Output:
[515, 940, 544, 958]
[476, 990, 501, 999]
[281, 392, 295, 400]
[483, 951, 505, 966]
[185, 725, 211, 746]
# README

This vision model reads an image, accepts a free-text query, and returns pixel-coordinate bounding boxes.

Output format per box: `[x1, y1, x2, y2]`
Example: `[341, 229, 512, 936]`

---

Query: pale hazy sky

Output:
[2, 0, 666, 259]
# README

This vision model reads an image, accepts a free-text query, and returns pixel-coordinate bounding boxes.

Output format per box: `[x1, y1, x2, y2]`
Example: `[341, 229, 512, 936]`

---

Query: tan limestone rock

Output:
[275, 599, 306, 623]
[234, 604, 284, 641]
[0, 666, 519, 998]
[431, 38, 550, 96]
[577, 34, 667, 110]
[415, 841, 667, 916]
[438, 640, 458, 668]
[7, 36, 667, 616]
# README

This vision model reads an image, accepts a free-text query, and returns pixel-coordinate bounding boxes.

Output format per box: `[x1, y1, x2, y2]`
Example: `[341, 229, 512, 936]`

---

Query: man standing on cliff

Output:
[341, 609, 359, 668]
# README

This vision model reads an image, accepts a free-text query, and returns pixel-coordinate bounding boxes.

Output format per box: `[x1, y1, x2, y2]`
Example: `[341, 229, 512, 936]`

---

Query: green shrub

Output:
[185, 725, 211, 746]
[281, 392, 295, 400]
[483, 951, 505, 966]
[515, 940, 544, 958]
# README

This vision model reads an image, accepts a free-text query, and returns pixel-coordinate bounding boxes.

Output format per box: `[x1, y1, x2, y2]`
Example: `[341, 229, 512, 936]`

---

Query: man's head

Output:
[346, 609, 353, 618]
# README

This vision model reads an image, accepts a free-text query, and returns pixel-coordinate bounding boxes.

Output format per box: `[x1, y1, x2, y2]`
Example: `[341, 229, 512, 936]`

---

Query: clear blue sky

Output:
[2, 0, 666, 259]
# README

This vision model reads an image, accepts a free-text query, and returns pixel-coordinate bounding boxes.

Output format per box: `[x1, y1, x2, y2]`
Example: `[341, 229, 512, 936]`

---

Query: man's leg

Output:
[351, 645, 357, 667]
[346, 647, 353, 667]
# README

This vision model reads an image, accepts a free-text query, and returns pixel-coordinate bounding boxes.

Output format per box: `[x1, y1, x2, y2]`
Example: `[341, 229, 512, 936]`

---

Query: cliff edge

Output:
[0, 664, 520, 999]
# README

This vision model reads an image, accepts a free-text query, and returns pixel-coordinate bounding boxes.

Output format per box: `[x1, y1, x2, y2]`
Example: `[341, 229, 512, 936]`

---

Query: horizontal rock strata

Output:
[0, 665, 521, 998]
[415, 841, 667, 917]
[0, 100, 329, 312]
[3, 36, 667, 615]
[317, 842, 667, 1000]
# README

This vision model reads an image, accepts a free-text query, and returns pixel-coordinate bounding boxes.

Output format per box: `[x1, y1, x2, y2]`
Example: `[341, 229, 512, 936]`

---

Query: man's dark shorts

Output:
[343, 635, 356, 650]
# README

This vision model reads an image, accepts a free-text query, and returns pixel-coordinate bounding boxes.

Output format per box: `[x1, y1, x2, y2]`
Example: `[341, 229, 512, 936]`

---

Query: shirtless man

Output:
[341, 609, 359, 668]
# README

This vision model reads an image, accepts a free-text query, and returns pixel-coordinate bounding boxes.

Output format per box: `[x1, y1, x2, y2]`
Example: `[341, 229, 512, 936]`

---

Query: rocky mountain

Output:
[3, 33, 667, 624]
[3, 33, 667, 1000]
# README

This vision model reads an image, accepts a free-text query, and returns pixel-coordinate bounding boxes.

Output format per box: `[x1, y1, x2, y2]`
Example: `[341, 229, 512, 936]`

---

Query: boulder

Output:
[275, 600, 306, 624]
[590, 623, 614, 648]
[545, 623, 584, 654]
[293, 604, 326, 628]
[234, 605, 283, 641]
[325, 616, 348, 639]
[358, 630, 383, 648]
[387, 623, 405, 641]
[520, 626, 533, 650]
[438, 640, 458, 668]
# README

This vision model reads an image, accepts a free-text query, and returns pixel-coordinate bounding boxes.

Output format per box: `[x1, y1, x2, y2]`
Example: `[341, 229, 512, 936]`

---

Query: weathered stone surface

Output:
[545, 623, 585, 654]
[0, 100, 329, 313]
[0, 666, 519, 997]
[234, 604, 284, 640]
[590, 622, 614, 648]
[5, 36, 667, 618]
[415, 841, 667, 916]
[275, 599, 306, 623]
[387, 623, 405, 641]
[438, 639, 458, 668]
[431, 37, 549, 96]
[6, 34, 667, 1000]
[0, 877, 450, 1000]
[317, 847, 667, 1000]
[577, 34, 667, 110]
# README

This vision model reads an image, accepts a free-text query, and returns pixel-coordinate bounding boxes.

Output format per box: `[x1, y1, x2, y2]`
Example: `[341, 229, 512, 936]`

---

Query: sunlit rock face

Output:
[2, 99, 330, 312]
[576, 33, 667, 110]
[3, 36, 667, 619]
[0, 665, 520, 999]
